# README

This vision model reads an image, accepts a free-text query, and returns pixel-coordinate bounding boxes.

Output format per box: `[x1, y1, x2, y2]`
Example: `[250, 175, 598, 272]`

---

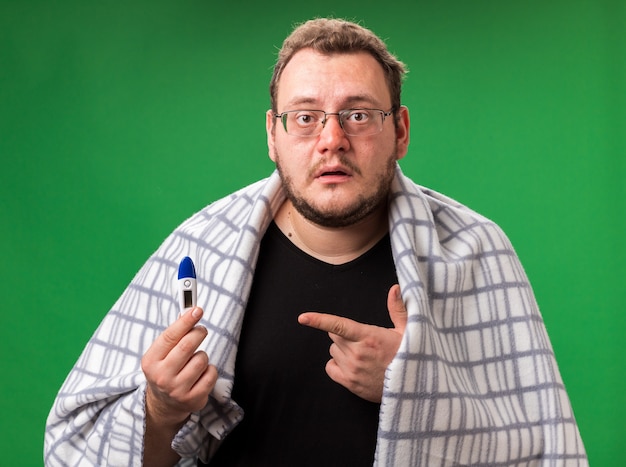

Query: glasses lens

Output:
[284, 110, 324, 136]
[341, 109, 383, 136]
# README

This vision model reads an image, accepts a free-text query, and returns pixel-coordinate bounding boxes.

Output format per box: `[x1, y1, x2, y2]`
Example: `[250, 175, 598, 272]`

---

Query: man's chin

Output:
[291, 199, 382, 229]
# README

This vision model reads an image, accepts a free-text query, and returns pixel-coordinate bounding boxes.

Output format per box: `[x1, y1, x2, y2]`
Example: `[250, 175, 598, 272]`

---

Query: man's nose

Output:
[317, 113, 349, 150]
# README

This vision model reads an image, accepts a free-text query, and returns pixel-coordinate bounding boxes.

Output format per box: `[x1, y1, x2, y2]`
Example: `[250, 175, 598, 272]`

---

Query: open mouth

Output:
[321, 170, 348, 177]
[313, 164, 354, 182]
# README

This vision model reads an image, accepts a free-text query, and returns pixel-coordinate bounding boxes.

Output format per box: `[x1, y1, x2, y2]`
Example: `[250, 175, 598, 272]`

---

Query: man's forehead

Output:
[281, 48, 381, 73]
[276, 49, 390, 108]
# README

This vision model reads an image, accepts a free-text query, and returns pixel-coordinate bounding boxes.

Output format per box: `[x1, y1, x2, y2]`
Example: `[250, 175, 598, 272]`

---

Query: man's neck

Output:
[274, 200, 389, 265]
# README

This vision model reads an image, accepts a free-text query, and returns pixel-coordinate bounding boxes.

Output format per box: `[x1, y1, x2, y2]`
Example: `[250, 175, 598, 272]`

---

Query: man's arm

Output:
[141, 307, 218, 467]
[44, 302, 218, 467]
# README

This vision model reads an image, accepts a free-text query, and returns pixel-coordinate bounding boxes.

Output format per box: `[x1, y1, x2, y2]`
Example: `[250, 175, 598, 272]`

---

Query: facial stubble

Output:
[274, 148, 398, 228]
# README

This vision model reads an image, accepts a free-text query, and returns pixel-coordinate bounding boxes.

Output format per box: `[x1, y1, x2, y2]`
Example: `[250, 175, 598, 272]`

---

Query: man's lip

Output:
[314, 166, 352, 178]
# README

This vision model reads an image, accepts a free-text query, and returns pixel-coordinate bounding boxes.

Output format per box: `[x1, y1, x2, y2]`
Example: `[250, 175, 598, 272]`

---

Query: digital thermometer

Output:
[177, 256, 197, 313]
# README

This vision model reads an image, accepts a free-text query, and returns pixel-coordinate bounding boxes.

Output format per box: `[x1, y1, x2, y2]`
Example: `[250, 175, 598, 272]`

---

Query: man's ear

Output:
[266, 110, 277, 162]
[395, 105, 410, 161]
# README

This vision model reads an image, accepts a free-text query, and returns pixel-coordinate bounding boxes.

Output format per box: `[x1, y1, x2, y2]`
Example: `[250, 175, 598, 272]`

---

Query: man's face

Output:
[266, 49, 410, 228]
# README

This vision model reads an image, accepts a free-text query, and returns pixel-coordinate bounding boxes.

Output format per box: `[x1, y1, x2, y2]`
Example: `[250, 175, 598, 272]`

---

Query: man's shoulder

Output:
[392, 170, 513, 256]
[174, 173, 280, 238]
[419, 186, 491, 223]
[393, 170, 493, 226]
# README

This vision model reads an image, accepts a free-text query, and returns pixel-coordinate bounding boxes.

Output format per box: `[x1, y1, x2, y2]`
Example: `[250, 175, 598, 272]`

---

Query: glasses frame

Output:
[273, 107, 395, 137]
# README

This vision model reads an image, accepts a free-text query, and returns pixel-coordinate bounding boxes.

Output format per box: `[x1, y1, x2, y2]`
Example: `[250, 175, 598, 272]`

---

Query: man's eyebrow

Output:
[283, 97, 319, 109]
[342, 94, 382, 108]
[283, 94, 384, 110]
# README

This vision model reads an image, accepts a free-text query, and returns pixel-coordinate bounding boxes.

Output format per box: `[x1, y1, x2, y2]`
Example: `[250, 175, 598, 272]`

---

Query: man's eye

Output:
[295, 113, 318, 125]
[346, 111, 370, 123]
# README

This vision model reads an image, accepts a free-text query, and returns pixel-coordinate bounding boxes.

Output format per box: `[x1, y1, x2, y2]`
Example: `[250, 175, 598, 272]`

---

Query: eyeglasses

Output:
[273, 108, 395, 137]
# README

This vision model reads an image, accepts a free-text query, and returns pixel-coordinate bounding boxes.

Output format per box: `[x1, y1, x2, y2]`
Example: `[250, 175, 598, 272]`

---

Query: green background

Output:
[1, 1, 624, 465]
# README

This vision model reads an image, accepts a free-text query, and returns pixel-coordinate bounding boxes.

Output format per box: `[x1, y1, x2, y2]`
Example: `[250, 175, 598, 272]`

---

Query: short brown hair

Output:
[269, 18, 407, 113]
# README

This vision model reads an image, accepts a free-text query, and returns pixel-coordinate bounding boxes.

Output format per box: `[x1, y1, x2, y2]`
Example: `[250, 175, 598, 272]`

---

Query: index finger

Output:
[298, 312, 365, 342]
[148, 307, 204, 360]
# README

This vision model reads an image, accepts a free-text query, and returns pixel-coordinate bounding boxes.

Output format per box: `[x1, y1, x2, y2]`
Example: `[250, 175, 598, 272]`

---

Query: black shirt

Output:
[204, 222, 398, 466]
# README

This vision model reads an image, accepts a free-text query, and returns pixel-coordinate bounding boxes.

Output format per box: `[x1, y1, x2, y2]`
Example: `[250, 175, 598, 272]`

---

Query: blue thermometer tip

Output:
[178, 256, 196, 279]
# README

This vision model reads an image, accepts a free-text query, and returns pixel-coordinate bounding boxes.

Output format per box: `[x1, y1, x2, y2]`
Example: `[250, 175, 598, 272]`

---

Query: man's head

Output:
[269, 18, 407, 114]
[266, 19, 410, 229]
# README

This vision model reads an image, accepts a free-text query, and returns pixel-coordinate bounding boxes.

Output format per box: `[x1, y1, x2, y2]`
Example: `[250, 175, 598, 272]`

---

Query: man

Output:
[45, 18, 587, 466]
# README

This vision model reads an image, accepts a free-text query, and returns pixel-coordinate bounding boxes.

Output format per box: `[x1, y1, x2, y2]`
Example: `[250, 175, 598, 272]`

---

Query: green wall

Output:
[1, 1, 624, 465]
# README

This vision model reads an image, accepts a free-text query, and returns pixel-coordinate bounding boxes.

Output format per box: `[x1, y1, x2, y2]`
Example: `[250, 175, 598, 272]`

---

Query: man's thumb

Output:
[387, 284, 407, 333]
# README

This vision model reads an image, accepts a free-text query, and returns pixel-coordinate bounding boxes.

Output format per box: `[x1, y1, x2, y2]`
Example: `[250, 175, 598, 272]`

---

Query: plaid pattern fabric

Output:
[44, 166, 586, 466]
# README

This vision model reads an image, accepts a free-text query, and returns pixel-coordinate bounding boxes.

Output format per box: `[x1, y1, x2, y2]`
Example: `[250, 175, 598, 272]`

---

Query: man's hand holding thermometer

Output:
[140, 257, 218, 466]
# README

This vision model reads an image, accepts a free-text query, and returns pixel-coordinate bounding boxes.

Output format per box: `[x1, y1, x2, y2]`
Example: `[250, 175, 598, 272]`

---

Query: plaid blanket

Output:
[45, 166, 587, 466]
